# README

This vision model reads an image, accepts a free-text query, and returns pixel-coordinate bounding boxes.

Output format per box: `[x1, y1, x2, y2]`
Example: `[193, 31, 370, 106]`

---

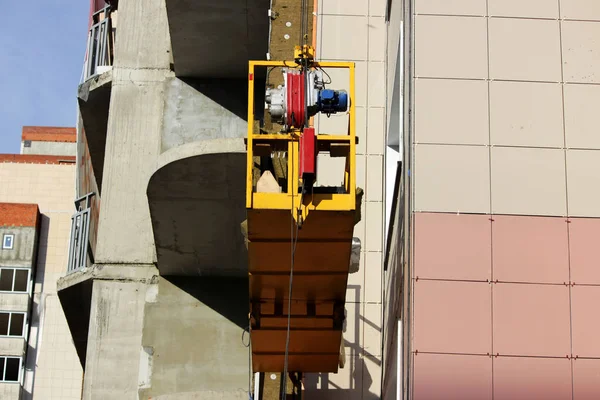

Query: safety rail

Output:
[66, 193, 95, 274]
[83, 6, 113, 82]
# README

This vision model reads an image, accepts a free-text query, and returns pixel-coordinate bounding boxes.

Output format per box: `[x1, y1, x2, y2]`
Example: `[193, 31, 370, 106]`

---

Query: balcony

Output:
[83, 6, 115, 82]
[165, 0, 270, 78]
[67, 193, 95, 275]
[78, 6, 116, 192]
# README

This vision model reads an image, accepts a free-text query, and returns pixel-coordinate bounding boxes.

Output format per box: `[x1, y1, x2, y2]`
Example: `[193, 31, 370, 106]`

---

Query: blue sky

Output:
[0, 1, 89, 153]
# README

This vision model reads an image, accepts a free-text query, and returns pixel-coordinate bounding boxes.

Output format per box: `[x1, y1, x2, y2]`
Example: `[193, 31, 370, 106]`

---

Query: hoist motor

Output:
[265, 69, 348, 130]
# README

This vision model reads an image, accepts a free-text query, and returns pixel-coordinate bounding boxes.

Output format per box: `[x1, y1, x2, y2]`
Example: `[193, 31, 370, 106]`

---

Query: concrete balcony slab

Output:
[147, 139, 247, 277]
[165, 0, 270, 78]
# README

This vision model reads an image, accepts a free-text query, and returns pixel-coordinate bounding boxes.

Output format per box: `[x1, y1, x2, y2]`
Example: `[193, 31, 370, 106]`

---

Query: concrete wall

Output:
[83, 279, 148, 400]
[161, 78, 247, 153]
[94, 0, 172, 265]
[82, 0, 253, 398]
[139, 277, 248, 400]
[404, 0, 600, 399]
[0, 383, 21, 399]
[0, 338, 27, 357]
[0, 162, 82, 400]
[303, 0, 387, 398]
[0, 227, 36, 268]
[22, 142, 76, 157]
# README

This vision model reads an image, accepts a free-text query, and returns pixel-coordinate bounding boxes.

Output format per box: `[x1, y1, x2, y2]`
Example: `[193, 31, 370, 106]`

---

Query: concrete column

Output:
[94, 0, 172, 264]
[83, 278, 150, 400]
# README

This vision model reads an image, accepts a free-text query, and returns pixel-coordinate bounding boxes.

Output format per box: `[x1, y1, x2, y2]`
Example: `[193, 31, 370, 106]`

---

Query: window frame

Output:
[0, 356, 22, 383]
[2, 234, 14, 250]
[0, 268, 30, 293]
[0, 311, 26, 337]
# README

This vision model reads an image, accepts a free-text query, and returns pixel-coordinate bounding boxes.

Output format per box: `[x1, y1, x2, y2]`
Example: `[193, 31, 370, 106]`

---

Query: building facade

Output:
[60, 0, 387, 399]
[58, 0, 600, 399]
[0, 127, 81, 399]
[383, 0, 600, 399]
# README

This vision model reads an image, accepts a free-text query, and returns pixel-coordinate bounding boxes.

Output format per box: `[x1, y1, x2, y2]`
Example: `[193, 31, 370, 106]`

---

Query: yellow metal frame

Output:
[246, 61, 357, 220]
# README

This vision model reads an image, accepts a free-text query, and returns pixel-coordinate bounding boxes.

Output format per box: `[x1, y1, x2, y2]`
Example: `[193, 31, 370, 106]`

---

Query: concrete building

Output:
[0, 127, 81, 399]
[383, 0, 600, 399]
[59, 0, 386, 399]
[57, 0, 600, 399]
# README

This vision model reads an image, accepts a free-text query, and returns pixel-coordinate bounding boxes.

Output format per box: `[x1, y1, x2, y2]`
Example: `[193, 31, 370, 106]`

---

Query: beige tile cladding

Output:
[414, 144, 491, 214]
[564, 84, 600, 149]
[415, 0, 486, 16]
[562, 20, 600, 84]
[491, 147, 567, 216]
[561, 0, 600, 20]
[310, 0, 385, 395]
[488, 0, 559, 19]
[415, 78, 488, 145]
[490, 81, 563, 148]
[0, 162, 81, 398]
[415, 15, 488, 79]
[489, 18, 561, 82]
[412, 2, 600, 219]
[566, 150, 600, 217]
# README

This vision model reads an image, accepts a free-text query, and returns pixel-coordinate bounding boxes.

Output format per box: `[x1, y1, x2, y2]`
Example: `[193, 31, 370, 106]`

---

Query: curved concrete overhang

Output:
[148, 139, 248, 277]
[165, 0, 270, 78]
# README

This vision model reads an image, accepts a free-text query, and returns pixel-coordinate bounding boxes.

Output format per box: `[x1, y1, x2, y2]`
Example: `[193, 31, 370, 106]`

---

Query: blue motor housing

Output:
[317, 89, 348, 115]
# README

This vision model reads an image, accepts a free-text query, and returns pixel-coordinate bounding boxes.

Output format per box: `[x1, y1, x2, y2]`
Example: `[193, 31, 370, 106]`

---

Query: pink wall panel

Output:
[571, 286, 600, 358]
[493, 283, 570, 357]
[569, 218, 600, 285]
[414, 280, 491, 354]
[414, 213, 491, 281]
[573, 359, 600, 400]
[492, 215, 569, 284]
[493, 356, 572, 400]
[413, 353, 492, 400]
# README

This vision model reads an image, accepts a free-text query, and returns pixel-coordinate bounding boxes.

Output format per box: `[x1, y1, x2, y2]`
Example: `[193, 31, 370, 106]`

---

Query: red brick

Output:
[21, 126, 76, 143]
[0, 154, 76, 165]
[0, 203, 39, 227]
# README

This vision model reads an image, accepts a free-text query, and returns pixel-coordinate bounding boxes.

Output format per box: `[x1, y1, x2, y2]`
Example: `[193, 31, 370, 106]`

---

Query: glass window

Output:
[4, 357, 20, 382]
[0, 357, 21, 382]
[0, 269, 30, 292]
[9, 313, 24, 336]
[0, 313, 8, 335]
[0, 269, 14, 291]
[2, 234, 14, 250]
[13, 270, 28, 292]
[0, 312, 25, 337]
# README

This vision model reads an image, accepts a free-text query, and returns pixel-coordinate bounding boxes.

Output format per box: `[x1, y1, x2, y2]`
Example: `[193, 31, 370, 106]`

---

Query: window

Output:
[2, 234, 14, 250]
[0, 357, 21, 382]
[0, 269, 29, 292]
[0, 312, 25, 337]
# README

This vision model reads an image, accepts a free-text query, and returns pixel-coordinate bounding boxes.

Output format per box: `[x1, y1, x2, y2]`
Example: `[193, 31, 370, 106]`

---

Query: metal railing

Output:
[83, 6, 113, 81]
[67, 193, 95, 274]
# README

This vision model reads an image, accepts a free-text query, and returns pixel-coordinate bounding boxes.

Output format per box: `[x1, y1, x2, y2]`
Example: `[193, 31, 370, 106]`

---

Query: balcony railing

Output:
[83, 6, 114, 82]
[67, 193, 95, 274]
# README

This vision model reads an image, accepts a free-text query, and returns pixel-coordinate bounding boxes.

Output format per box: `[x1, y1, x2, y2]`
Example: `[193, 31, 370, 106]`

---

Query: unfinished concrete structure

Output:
[383, 0, 600, 399]
[59, 0, 388, 399]
[0, 127, 80, 399]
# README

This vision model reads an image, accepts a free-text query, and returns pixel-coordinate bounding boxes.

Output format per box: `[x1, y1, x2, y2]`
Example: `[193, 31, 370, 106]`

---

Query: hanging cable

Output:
[243, 325, 252, 399]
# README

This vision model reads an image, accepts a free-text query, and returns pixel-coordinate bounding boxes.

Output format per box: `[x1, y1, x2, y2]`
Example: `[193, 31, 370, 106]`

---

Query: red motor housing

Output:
[286, 71, 306, 129]
[299, 127, 317, 188]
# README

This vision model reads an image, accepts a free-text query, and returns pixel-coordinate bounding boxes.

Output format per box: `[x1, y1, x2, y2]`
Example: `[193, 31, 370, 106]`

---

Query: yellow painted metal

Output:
[294, 45, 315, 61]
[246, 59, 357, 219]
[246, 57, 357, 373]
